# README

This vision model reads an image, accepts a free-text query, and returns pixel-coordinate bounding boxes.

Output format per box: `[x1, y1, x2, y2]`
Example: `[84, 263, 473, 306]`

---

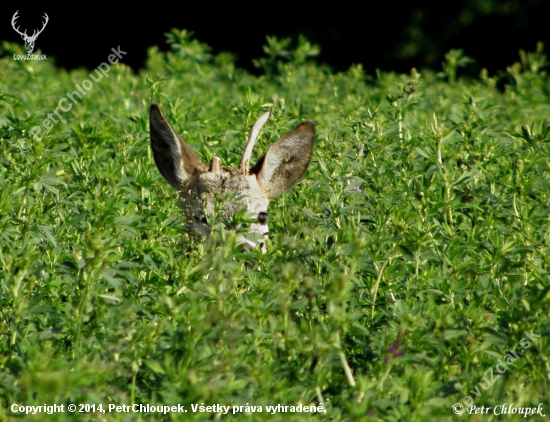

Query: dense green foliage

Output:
[1, 31, 550, 421]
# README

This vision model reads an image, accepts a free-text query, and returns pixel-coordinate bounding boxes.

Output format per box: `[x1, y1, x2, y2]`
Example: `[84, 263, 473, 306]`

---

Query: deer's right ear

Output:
[149, 104, 207, 190]
[252, 121, 315, 198]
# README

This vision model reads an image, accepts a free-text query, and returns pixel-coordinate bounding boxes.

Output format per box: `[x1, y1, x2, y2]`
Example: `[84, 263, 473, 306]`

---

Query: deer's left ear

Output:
[149, 104, 207, 190]
[251, 121, 315, 198]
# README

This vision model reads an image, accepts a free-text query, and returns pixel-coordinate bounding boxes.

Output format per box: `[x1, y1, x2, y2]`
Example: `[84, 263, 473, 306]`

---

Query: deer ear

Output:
[149, 104, 207, 190]
[251, 121, 315, 198]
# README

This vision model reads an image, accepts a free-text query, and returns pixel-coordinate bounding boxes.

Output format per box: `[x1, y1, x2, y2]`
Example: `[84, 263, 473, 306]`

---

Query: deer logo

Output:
[11, 11, 49, 54]
[149, 104, 315, 251]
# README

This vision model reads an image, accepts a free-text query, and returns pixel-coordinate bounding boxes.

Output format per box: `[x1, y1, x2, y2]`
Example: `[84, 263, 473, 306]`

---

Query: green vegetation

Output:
[1, 31, 550, 421]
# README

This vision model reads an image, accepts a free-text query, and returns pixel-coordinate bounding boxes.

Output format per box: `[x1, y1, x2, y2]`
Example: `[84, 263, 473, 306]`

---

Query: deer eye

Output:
[258, 211, 268, 224]
[195, 212, 208, 224]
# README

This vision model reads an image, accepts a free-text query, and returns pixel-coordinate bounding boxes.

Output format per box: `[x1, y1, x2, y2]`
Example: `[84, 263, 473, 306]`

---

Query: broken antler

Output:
[239, 111, 270, 173]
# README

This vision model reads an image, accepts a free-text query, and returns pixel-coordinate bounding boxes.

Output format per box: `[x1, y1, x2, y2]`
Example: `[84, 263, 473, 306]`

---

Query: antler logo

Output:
[11, 11, 49, 54]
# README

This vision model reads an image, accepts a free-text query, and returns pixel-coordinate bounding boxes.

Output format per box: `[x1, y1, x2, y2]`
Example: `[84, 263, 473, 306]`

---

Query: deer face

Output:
[24, 39, 37, 54]
[178, 168, 270, 243]
[149, 104, 315, 250]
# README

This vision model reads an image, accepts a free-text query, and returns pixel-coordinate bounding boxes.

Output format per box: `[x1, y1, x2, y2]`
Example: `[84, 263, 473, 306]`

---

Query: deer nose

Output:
[258, 211, 268, 224]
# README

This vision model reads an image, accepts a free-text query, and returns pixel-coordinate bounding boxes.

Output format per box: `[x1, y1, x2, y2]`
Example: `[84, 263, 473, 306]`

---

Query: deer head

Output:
[149, 104, 315, 250]
[11, 11, 49, 54]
